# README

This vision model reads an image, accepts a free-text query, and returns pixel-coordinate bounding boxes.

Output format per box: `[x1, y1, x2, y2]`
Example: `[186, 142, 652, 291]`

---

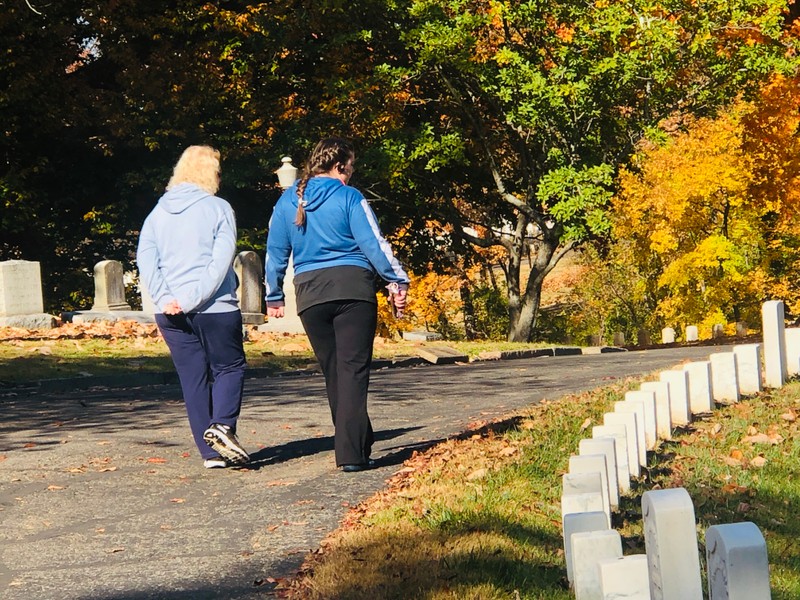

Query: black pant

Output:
[300, 300, 376, 466]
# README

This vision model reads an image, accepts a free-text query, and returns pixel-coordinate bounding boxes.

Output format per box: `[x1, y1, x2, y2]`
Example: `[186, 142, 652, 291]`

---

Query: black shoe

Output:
[341, 460, 375, 472]
[203, 423, 250, 465]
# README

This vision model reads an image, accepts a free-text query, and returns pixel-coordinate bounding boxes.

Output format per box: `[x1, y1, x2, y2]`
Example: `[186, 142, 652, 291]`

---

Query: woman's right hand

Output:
[267, 306, 285, 319]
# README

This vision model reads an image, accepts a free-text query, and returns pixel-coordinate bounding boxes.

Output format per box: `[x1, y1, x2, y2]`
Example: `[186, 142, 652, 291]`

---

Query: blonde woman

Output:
[137, 145, 250, 468]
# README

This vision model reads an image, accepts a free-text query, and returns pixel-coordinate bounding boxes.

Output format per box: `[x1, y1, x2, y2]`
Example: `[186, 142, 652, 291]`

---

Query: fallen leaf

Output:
[467, 468, 488, 481]
[750, 456, 768, 468]
[742, 433, 773, 445]
[0, 455, 6, 462]
[97, 466, 118, 472]
[579, 418, 592, 431]
[170, 498, 185, 503]
[23, 443, 36, 449]
[47, 485, 65, 491]
[730, 449, 744, 460]
[146, 457, 168, 464]
[106, 547, 125, 554]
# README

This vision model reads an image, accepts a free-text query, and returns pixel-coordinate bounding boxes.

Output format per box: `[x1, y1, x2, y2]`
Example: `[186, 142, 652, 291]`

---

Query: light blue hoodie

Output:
[265, 176, 409, 305]
[137, 183, 239, 314]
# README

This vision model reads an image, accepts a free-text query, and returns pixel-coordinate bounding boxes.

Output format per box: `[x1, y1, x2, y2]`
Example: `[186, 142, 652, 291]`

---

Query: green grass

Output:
[0, 324, 549, 384]
[284, 381, 800, 599]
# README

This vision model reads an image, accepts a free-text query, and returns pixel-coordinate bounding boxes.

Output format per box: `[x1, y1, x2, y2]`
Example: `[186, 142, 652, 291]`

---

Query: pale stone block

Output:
[579, 438, 620, 509]
[0, 259, 44, 316]
[640, 381, 672, 440]
[563, 511, 609, 584]
[709, 352, 740, 402]
[140, 282, 157, 315]
[762, 300, 787, 388]
[682, 361, 714, 414]
[685, 325, 699, 342]
[659, 370, 691, 426]
[259, 256, 305, 334]
[592, 427, 630, 494]
[562, 492, 605, 524]
[614, 401, 647, 467]
[603, 413, 640, 478]
[234, 250, 265, 325]
[569, 455, 611, 526]
[625, 390, 657, 450]
[613, 331, 626, 346]
[598, 554, 651, 600]
[785, 327, 800, 378]
[573, 530, 623, 600]
[706, 522, 770, 600]
[91, 260, 131, 311]
[642, 488, 703, 600]
[733, 344, 763, 396]
[661, 327, 675, 344]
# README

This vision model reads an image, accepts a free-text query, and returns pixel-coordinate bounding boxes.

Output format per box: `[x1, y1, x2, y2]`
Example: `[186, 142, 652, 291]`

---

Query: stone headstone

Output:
[592, 427, 630, 494]
[603, 412, 640, 478]
[234, 251, 265, 325]
[785, 327, 800, 377]
[569, 455, 611, 526]
[563, 511, 609, 585]
[712, 323, 725, 339]
[572, 530, 623, 600]
[91, 260, 131, 311]
[710, 352, 740, 403]
[579, 438, 619, 508]
[642, 487, 703, 600]
[258, 256, 306, 334]
[614, 401, 647, 467]
[0, 259, 44, 315]
[706, 522, 771, 600]
[762, 300, 787, 388]
[640, 380, 672, 440]
[598, 554, 651, 600]
[685, 325, 699, 342]
[416, 345, 469, 365]
[659, 369, 691, 426]
[661, 327, 675, 344]
[612, 331, 625, 346]
[637, 328, 651, 346]
[0, 260, 56, 328]
[682, 361, 714, 414]
[625, 390, 657, 450]
[736, 321, 749, 337]
[733, 344, 763, 396]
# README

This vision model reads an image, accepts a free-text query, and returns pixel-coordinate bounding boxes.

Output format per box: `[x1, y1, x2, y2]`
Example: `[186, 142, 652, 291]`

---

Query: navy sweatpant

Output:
[300, 300, 376, 466]
[156, 311, 246, 459]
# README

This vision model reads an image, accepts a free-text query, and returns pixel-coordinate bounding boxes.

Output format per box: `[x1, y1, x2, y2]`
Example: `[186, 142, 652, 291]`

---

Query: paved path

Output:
[0, 345, 731, 599]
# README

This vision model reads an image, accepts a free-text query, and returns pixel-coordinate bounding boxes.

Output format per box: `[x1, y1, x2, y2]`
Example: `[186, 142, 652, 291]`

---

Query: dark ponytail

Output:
[294, 137, 355, 226]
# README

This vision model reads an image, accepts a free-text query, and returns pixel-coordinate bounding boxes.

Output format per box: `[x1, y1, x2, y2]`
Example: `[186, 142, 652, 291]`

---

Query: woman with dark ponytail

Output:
[264, 137, 409, 472]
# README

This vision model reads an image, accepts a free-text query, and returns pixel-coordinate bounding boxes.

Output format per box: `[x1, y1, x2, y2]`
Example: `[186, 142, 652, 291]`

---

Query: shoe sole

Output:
[203, 429, 250, 465]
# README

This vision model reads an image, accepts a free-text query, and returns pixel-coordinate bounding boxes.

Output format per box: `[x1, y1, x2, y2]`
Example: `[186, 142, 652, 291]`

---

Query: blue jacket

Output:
[137, 183, 239, 314]
[265, 176, 409, 306]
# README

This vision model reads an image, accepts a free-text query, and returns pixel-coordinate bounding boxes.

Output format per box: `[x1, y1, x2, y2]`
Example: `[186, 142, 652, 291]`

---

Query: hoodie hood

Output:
[294, 176, 344, 213]
[158, 182, 211, 214]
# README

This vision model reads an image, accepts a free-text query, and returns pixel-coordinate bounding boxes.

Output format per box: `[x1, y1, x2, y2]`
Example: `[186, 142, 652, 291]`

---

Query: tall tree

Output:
[339, 0, 798, 341]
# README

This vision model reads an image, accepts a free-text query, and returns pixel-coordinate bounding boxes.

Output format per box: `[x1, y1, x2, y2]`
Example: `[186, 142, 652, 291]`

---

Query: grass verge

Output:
[0, 322, 549, 384]
[281, 379, 800, 599]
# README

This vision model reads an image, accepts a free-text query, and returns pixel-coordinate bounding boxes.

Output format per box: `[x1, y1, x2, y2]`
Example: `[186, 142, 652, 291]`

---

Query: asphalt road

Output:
[0, 344, 733, 599]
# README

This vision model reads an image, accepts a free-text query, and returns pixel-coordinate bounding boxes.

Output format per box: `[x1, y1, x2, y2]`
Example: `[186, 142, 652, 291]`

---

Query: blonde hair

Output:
[167, 145, 221, 194]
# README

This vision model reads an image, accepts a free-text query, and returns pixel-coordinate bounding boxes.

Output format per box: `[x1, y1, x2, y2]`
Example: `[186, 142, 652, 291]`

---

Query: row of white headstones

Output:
[561, 300, 796, 600]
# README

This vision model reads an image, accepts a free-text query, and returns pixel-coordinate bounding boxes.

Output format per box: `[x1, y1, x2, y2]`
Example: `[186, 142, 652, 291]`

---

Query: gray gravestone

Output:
[234, 251, 265, 325]
[91, 260, 131, 311]
[0, 260, 56, 328]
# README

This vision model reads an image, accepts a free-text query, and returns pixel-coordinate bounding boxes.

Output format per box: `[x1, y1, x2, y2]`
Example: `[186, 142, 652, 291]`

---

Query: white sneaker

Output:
[203, 457, 229, 469]
[203, 423, 250, 465]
